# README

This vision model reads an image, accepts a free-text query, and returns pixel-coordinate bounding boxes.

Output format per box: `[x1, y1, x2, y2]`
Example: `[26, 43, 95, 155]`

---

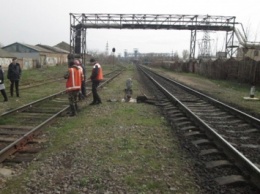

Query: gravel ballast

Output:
[0, 66, 202, 194]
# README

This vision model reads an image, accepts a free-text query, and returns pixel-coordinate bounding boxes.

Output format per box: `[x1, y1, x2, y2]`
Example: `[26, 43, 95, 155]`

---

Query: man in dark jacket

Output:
[7, 57, 22, 97]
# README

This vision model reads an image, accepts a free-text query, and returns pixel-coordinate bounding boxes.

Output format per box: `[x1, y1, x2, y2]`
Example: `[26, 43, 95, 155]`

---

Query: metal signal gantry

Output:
[70, 13, 238, 61]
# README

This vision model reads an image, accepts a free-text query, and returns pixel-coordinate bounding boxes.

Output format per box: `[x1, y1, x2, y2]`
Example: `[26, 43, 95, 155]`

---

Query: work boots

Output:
[69, 105, 76, 117]
[75, 103, 79, 112]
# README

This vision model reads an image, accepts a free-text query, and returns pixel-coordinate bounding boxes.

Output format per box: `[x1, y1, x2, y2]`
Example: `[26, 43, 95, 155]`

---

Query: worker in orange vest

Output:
[64, 59, 83, 116]
[89, 58, 103, 105]
[74, 59, 86, 100]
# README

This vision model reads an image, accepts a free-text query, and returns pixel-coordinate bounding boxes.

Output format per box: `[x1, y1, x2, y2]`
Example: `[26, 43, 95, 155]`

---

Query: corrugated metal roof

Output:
[2, 42, 69, 55]
[2, 42, 52, 53]
[20, 43, 52, 52]
[37, 44, 69, 53]
[55, 41, 71, 52]
[0, 48, 15, 58]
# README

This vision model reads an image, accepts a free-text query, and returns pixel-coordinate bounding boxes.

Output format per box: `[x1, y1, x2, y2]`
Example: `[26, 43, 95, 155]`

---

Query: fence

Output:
[153, 57, 260, 85]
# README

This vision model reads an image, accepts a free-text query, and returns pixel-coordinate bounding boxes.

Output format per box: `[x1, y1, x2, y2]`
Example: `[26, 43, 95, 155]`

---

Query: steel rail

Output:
[138, 65, 260, 189]
[0, 91, 66, 117]
[1, 70, 122, 117]
[0, 106, 68, 162]
[19, 78, 64, 90]
[144, 66, 260, 128]
[0, 69, 123, 163]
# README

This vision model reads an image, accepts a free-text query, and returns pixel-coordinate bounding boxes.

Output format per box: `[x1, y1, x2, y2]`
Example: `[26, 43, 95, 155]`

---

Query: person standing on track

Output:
[89, 58, 103, 105]
[0, 65, 8, 102]
[74, 59, 87, 100]
[64, 59, 83, 116]
[7, 57, 22, 97]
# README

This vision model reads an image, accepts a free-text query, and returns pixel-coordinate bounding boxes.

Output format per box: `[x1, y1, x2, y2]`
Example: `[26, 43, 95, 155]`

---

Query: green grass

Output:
[156, 66, 260, 116]
[0, 117, 17, 124]
[20, 65, 67, 83]
[2, 63, 258, 193]
[211, 79, 252, 92]
[0, 64, 200, 194]
[0, 65, 68, 113]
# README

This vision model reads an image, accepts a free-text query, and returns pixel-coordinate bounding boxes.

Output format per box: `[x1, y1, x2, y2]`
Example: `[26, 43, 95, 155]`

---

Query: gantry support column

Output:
[190, 29, 197, 59]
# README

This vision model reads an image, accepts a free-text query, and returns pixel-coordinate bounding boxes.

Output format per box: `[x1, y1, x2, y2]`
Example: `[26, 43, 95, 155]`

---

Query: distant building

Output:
[36, 44, 69, 65]
[55, 41, 71, 52]
[55, 41, 93, 66]
[216, 52, 227, 59]
[2, 42, 69, 69]
[0, 48, 16, 70]
[237, 47, 260, 61]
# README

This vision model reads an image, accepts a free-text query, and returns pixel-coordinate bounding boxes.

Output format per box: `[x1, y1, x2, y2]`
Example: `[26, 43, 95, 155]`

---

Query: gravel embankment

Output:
[0, 66, 202, 194]
[1, 65, 259, 194]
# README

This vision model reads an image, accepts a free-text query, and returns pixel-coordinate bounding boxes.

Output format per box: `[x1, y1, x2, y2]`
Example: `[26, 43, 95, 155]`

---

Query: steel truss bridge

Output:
[70, 13, 240, 64]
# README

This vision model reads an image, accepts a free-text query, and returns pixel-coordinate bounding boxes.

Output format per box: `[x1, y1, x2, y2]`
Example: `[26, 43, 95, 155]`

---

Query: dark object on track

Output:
[136, 96, 148, 103]
[136, 95, 157, 105]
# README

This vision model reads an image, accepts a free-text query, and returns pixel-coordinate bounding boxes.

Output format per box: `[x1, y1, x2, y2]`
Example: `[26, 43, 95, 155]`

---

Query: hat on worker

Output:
[74, 59, 81, 66]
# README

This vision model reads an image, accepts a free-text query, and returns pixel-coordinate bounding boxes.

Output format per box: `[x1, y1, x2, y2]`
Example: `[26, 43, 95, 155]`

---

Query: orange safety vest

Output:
[66, 66, 82, 91]
[92, 63, 103, 81]
[78, 66, 84, 81]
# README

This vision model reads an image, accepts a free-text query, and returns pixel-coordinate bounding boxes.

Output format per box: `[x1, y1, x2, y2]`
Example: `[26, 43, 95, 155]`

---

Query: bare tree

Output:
[253, 23, 259, 42]
[182, 49, 189, 61]
[173, 51, 179, 60]
[244, 21, 260, 42]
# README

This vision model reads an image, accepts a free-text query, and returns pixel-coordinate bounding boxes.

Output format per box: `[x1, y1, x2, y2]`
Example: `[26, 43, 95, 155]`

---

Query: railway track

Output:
[137, 65, 260, 193]
[0, 69, 122, 164]
[19, 77, 64, 90]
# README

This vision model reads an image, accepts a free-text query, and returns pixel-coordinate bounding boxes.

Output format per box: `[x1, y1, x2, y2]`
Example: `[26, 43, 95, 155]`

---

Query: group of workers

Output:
[0, 57, 22, 102]
[0, 56, 103, 117]
[64, 56, 103, 116]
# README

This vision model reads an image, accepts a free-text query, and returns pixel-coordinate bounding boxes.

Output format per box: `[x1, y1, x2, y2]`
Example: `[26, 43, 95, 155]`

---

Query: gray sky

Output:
[1, 0, 260, 56]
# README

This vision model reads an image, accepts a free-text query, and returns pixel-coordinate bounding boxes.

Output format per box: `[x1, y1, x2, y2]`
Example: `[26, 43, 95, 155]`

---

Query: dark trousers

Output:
[92, 80, 101, 103]
[68, 90, 79, 116]
[10, 80, 19, 97]
[81, 81, 86, 97]
[0, 89, 8, 101]
[78, 81, 87, 100]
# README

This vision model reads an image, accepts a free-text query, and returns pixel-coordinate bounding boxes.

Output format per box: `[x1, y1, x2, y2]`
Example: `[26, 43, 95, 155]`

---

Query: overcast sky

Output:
[1, 0, 260, 56]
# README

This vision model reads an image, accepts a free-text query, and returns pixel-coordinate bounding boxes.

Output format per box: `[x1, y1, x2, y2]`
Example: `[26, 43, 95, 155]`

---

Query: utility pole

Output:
[112, 47, 116, 67]
[106, 41, 109, 56]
